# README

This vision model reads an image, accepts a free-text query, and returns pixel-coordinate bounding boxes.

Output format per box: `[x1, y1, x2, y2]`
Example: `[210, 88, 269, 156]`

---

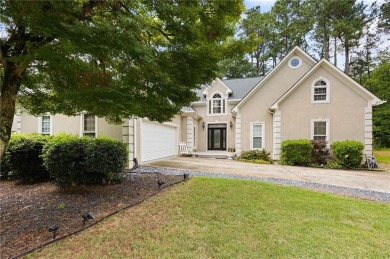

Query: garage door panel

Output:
[141, 121, 177, 162]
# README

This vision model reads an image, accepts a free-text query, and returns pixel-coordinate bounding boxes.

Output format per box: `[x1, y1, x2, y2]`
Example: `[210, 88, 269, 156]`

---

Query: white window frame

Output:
[311, 77, 330, 104]
[250, 122, 265, 150]
[38, 115, 53, 136]
[207, 92, 227, 116]
[288, 56, 302, 69]
[80, 113, 98, 137]
[311, 119, 330, 143]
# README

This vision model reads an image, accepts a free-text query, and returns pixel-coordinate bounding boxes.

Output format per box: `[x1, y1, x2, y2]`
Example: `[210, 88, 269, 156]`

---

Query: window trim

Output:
[38, 114, 53, 136]
[311, 77, 330, 104]
[207, 91, 227, 116]
[250, 122, 265, 150]
[311, 119, 330, 143]
[288, 56, 302, 69]
[80, 113, 98, 137]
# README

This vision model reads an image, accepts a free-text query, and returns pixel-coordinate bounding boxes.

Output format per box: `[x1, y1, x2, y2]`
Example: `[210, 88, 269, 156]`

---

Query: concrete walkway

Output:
[144, 157, 390, 194]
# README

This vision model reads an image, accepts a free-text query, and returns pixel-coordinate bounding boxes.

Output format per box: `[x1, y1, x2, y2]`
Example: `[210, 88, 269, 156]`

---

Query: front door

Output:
[208, 124, 226, 150]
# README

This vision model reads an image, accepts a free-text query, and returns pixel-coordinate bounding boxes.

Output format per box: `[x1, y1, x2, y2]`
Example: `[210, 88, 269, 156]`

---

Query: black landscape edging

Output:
[11, 174, 187, 259]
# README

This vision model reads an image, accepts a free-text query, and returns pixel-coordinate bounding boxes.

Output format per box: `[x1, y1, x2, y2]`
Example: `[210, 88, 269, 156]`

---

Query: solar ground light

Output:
[82, 212, 94, 226]
[48, 225, 59, 239]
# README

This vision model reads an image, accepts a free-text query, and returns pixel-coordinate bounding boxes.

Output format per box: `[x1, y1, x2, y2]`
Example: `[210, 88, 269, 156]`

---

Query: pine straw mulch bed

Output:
[0, 173, 185, 259]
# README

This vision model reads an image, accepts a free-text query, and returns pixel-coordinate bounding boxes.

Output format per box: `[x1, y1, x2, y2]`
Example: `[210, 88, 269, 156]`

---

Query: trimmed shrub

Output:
[44, 135, 127, 187]
[6, 133, 50, 182]
[331, 140, 364, 169]
[281, 139, 312, 166]
[240, 149, 272, 162]
[0, 150, 11, 180]
[311, 140, 330, 165]
[44, 137, 88, 187]
[84, 137, 128, 184]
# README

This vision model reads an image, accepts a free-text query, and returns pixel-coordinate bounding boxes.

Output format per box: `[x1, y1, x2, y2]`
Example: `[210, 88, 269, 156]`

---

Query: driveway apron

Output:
[143, 157, 390, 194]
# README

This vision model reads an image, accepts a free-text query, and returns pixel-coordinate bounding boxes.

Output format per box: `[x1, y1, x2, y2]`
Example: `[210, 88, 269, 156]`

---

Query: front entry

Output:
[208, 123, 227, 150]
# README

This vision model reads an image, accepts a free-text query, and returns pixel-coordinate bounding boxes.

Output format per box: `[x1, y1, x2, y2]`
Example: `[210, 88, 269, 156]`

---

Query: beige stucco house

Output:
[13, 47, 383, 166]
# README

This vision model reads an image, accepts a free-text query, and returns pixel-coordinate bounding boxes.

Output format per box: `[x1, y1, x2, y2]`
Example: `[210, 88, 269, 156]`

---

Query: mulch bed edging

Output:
[1, 173, 187, 259]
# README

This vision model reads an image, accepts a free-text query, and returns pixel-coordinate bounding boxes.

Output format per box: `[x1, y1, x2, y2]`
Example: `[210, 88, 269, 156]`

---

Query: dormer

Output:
[202, 78, 232, 97]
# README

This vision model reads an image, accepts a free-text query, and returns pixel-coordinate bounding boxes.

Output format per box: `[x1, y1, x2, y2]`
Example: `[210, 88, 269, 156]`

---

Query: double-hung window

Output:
[39, 115, 52, 135]
[251, 122, 264, 149]
[312, 119, 329, 142]
[208, 93, 226, 115]
[83, 114, 96, 137]
[312, 79, 330, 103]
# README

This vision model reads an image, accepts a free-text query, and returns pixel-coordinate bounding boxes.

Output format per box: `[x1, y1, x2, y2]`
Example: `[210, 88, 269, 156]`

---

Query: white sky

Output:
[244, 0, 386, 11]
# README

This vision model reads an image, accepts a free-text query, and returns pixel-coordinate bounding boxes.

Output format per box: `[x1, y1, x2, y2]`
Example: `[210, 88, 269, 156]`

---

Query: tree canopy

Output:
[0, 0, 244, 158]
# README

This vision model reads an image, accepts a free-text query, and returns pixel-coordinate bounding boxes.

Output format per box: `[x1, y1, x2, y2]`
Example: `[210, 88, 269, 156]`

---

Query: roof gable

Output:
[232, 46, 317, 112]
[193, 77, 263, 103]
[202, 78, 232, 97]
[270, 58, 384, 110]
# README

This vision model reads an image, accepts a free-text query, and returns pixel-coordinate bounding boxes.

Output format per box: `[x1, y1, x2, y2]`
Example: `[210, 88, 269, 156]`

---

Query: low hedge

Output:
[240, 149, 272, 162]
[44, 134, 127, 187]
[331, 140, 364, 169]
[5, 134, 50, 182]
[281, 139, 312, 166]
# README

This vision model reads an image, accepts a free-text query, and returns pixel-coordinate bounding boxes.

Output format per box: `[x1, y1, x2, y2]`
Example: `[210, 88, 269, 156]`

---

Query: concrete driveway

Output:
[144, 157, 390, 194]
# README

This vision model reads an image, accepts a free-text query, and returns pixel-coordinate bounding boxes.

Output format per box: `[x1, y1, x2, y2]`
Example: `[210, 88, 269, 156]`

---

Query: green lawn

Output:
[30, 178, 390, 258]
[374, 149, 390, 164]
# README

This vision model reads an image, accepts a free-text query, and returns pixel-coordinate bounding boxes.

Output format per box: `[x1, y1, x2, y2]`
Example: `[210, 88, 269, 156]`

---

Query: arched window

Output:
[312, 78, 330, 103]
[208, 93, 226, 115]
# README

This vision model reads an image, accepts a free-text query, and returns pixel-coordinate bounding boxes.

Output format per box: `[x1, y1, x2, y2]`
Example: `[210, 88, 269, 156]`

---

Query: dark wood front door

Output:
[208, 124, 226, 150]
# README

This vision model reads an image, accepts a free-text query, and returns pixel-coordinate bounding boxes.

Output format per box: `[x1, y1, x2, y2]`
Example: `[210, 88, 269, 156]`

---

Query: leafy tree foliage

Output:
[363, 51, 390, 147]
[379, 0, 390, 32]
[0, 0, 244, 158]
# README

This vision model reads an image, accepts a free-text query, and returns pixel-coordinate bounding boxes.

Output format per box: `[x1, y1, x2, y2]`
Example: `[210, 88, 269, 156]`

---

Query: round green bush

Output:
[44, 134, 127, 187]
[331, 140, 364, 169]
[6, 133, 50, 182]
[281, 139, 312, 166]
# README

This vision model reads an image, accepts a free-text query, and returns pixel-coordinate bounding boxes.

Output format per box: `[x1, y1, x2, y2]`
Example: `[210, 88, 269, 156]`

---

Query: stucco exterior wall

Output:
[239, 54, 314, 153]
[279, 66, 367, 144]
[19, 110, 123, 140]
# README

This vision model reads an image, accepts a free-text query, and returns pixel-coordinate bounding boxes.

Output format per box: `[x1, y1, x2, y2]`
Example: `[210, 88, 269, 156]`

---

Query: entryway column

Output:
[273, 110, 282, 160]
[15, 103, 21, 133]
[122, 118, 135, 168]
[186, 116, 194, 152]
[364, 106, 373, 155]
[235, 113, 242, 154]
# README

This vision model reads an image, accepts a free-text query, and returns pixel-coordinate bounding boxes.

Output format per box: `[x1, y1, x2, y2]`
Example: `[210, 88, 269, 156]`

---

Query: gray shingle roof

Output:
[194, 77, 263, 103]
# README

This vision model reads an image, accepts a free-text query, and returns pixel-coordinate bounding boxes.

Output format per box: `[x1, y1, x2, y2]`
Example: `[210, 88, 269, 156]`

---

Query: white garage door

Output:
[141, 120, 177, 162]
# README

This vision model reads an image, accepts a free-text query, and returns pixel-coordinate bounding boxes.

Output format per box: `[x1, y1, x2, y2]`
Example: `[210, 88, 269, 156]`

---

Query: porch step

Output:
[195, 151, 229, 159]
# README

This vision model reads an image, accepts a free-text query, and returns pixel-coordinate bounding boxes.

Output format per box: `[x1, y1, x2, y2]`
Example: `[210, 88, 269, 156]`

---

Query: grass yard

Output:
[374, 149, 390, 165]
[30, 177, 390, 258]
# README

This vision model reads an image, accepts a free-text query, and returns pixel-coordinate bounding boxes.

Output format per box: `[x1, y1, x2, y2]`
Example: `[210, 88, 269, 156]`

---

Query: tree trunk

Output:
[323, 26, 330, 60]
[0, 62, 24, 160]
[344, 42, 350, 74]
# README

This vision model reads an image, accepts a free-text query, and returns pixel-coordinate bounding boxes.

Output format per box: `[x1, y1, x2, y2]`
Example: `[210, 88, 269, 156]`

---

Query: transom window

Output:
[312, 79, 330, 103]
[208, 93, 226, 115]
[83, 114, 96, 137]
[251, 122, 264, 149]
